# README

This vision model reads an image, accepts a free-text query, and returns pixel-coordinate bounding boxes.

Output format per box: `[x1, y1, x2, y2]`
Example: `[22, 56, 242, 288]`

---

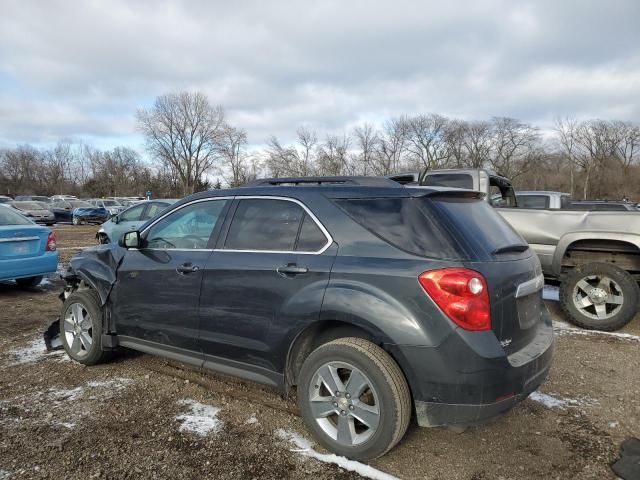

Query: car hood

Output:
[22, 209, 53, 215]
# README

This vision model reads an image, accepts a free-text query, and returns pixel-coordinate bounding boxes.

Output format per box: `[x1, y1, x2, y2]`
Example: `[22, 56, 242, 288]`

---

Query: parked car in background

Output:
[59, 177, 552, 460]
[51, 199, 109, 225]
[88, 198, 125, 217]
[516, 191, 571, 209]
[0, 207, 57, 287]
[0, 196, 13, 204]
[96, 199, 178, 244]
[10, 201, 55, 225]
[15, 195, 51, 204]
[51, 195, 78, 202]
[408, 168, 640, 331]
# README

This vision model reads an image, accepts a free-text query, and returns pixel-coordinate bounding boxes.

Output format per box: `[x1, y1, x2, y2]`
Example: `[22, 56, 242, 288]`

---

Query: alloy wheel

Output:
[308, 361, 380, 447]
[63, 302, 94, 357]
[572, 274, 624, 321]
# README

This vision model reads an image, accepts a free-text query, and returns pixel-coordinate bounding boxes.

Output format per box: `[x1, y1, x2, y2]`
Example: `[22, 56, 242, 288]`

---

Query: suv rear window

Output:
[335, 195, 527, 260]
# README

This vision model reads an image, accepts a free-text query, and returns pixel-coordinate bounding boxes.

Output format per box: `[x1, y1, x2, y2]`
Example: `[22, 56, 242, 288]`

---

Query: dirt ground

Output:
[1, 225, 639, 480]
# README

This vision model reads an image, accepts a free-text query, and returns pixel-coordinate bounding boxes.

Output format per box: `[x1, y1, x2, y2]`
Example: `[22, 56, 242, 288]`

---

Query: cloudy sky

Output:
[1, 0, 639, 151]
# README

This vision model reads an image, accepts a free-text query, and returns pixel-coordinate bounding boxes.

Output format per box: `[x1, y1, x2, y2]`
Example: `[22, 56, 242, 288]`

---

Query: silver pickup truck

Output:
[389, 169, 640, 331]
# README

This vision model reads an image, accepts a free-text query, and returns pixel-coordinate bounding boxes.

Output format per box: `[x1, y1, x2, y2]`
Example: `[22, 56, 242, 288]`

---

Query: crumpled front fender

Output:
[65, 244, 125, 305]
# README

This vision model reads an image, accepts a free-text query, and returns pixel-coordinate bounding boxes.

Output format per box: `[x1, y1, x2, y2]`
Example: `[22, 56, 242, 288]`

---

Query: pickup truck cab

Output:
[516, 191, 571, 210]
[391, 169, 640, 331]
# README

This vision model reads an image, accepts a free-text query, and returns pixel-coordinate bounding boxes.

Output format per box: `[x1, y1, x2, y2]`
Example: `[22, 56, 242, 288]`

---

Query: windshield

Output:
[13, 201, 45, 210]
[0, 207, 33, 226]
[70, 201, 94, 208]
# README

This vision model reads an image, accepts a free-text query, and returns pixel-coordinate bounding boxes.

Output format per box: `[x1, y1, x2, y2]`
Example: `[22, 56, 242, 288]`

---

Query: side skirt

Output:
[116, 336, 284, 390]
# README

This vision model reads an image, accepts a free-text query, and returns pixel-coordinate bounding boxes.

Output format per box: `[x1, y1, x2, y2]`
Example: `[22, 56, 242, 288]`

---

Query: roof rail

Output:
[244, 176, 401, 188]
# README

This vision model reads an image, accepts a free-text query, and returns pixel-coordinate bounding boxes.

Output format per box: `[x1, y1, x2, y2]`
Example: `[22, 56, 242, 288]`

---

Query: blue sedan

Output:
[0, 206, 58, 287]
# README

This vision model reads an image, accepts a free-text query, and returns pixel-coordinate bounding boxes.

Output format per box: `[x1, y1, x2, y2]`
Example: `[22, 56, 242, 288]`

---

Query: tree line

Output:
[1, 91, 639, 200]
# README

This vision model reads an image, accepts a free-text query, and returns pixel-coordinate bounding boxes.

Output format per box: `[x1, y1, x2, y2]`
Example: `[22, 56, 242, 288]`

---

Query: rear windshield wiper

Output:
[492, 244, 529, 255]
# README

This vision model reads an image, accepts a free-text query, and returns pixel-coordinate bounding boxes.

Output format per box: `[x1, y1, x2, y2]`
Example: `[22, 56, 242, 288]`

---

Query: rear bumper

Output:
[0, 251, 58, 281]
[388, 313, 554, 427]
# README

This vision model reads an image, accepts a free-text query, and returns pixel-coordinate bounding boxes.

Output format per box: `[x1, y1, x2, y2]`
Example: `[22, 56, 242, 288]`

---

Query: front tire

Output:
[560, 263, 639, 331]
[72, 216, 80, 225]
[16, 276, 43, 288]
[297, 337, 411, 461]
[61, 290, 112, 365]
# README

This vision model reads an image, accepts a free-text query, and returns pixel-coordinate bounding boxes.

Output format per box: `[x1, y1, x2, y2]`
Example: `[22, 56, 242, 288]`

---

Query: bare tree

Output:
[316, 133, 351, 176]
[373, 117, 408, 175]
[405, 114, 450, 170]
[220, 126, 249, 187]
[137, 92, 227, 195]
[352, 123, 379, 175]
[554, 117, 580, 196]
[489, 117, 539, 180]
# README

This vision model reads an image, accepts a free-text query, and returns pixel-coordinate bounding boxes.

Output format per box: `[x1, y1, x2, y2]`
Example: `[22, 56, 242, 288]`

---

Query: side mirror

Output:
[113, 215, 120, 224]
[119, 230, 141, 249]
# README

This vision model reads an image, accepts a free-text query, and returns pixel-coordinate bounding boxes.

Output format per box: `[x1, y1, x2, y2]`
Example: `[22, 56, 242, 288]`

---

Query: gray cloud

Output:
[0, 0, 638, 147]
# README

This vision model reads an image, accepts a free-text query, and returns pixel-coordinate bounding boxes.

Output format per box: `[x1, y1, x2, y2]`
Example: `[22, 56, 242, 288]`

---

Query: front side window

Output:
[119, 204, 146, 222]
[224, 198, 327, 252]
[142, 202, 170, 220]
[145, 200, 228, 249]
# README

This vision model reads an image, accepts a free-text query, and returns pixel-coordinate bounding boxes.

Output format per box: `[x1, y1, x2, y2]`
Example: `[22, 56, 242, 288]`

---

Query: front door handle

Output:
[277, 264, 309, 276]
[176, 263, 200, 275]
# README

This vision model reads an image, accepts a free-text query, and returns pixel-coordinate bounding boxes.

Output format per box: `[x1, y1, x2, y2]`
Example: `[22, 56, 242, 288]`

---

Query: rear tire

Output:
[297, 337, 411, 461]
[16, 276, 43, 288]
[560, 263, 638, 331]
[60, 290, 112, 365]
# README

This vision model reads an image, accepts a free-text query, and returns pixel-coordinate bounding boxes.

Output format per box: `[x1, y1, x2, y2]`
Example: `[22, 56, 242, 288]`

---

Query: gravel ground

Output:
[0, 225, 638, 479]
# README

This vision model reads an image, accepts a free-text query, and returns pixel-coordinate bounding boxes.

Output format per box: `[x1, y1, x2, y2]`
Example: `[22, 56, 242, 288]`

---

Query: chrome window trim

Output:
[138, 195, 333, 255]
[217, 195, 333, 255]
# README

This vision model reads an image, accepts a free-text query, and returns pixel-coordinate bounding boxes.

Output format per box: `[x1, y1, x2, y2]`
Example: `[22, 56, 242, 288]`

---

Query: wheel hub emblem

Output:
[337, 397, 349, 410]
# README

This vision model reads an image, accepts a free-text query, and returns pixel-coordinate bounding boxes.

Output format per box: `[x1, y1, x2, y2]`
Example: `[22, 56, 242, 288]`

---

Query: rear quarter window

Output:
[335, 195, 527, 260]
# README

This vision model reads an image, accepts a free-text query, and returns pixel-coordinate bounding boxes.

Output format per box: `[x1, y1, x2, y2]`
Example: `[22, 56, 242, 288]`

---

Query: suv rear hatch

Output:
[334, 190, 546, 355]
[419, 192, 545, 355]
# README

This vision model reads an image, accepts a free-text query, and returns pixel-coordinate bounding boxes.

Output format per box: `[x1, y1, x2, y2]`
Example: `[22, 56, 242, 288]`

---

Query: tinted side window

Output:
[335, 198, 461, 259]
[517, 195, 549, 209]
[225, 199, 304, 251]
[296, 214, 327, 252]
[423, 173, 473, 189]
[145, 200, 227, 249]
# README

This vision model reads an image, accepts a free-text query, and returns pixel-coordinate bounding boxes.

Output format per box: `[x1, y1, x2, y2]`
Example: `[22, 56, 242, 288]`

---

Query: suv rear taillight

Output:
[418, 268, 491, 331]
[46, 232, 57, 252]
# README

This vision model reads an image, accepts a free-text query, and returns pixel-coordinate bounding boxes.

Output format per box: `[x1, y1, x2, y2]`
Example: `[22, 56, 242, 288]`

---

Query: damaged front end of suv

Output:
[44, 245, 124, 352]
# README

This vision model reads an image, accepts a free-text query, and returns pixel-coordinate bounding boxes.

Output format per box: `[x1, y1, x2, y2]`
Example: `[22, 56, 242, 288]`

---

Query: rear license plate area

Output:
[516, 293, 541, 329]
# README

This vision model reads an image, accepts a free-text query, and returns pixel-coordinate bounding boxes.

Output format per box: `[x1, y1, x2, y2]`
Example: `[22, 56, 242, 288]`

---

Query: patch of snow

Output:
[553, 320, 640, 342]
[245, 415, 259, 425]
[529, 390, 597, 409]
[7, 338, 67, 366]
[48, 387, 84, 402]
[87, 378, 133, 390]
[276, 429, 400, 480]
[0, 469, 12, 480]
[609, 421, 619, 428]
[175, 400, 222, 436]
[55, 421, 76, 429]
[542, 285, 559, 301]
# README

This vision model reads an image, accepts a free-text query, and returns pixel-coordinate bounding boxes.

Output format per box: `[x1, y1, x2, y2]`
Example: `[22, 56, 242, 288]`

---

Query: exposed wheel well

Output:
[562, 239, 640, 275]
[285, 320, 377, 388]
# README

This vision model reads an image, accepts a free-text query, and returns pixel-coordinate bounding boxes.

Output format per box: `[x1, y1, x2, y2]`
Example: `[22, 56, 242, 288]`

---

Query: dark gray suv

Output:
[59, 176, 553, 460]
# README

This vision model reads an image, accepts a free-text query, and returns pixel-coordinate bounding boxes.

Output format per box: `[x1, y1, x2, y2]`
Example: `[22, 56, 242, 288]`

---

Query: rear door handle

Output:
[176, 263, 200, 275]
[277, 264, 309, 276]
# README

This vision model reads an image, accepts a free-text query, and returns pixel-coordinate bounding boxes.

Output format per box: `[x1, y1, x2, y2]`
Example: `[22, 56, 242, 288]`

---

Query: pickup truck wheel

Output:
[560, 263, 639, 331]
[297, 337, 411, 461]
[61, 290, 112, 365]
